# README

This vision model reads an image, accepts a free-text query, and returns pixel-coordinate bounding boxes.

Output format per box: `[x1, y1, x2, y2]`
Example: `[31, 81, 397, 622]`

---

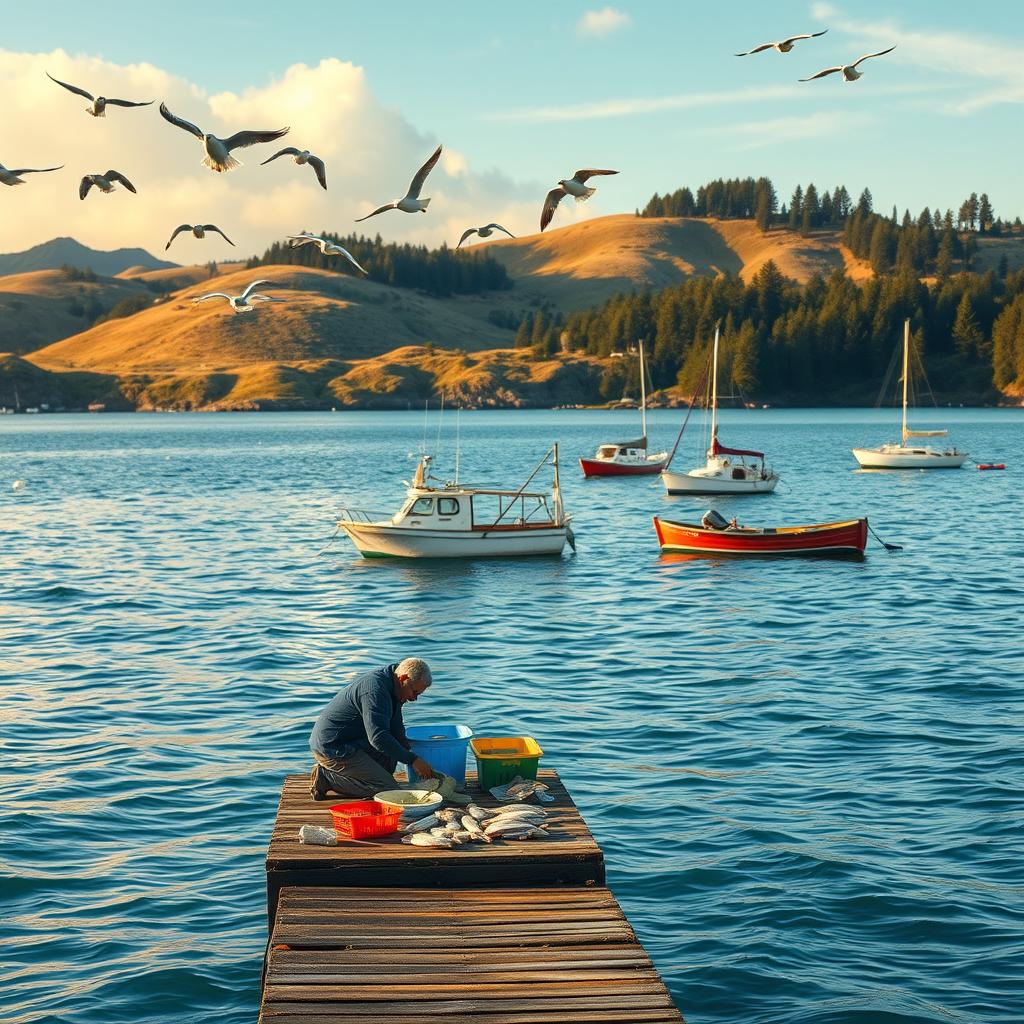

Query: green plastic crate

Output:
[470, 736, 543, 790]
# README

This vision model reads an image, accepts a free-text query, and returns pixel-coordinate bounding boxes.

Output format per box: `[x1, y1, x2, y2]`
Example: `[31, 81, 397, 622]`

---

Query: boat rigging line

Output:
[868, 523, 903, 552]
[664, 354, 711, 471]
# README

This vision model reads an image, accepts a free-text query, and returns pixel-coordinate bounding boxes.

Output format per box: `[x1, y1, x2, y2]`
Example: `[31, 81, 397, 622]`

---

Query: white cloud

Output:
[577, 7, 631, 38]
[0, 50, 540, 260]
[813, 4, 1024, 114]
[488, 84, 802, 124]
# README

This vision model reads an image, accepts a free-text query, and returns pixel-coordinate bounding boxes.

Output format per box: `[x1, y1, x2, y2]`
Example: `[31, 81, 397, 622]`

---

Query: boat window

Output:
[598, 446, 617, 458]
[618, 448, 628, 456]
[410, 497, 434, 515]
[438, 498, 460, 516]
[732, 468, 746, 480]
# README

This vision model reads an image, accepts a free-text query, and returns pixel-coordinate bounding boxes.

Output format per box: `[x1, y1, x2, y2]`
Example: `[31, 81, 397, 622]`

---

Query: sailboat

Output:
[579, 340, 668, 477]
[661, 323, 779, 495]
[852, 318, 967, 469]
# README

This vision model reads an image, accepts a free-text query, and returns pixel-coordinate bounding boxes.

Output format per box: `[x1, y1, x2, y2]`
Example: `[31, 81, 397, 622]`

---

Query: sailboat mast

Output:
[639, 339, 648, 440]
[710, 324, 720, 449]
[901, 318, 910, 445]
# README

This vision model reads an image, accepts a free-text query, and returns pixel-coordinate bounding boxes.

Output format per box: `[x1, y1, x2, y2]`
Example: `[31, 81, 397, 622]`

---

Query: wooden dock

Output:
[261, 768, 684, 1023]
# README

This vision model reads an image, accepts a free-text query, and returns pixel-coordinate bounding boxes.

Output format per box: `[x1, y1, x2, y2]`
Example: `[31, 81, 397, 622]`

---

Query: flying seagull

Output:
[46, 72, 153, 117]
[165, 224, 235, 251]
[800, 45, 896, 82]
[261, 148, 327, 190]
[735, 29, 827, 56]
[540, 168, 618, 232]
[192, 280, 279, 313]
[159, 102, 289, 173]
[79, 170, 136, 200]
[0, 162, 63, 187]
[287, 233, 367, 274]
[355, 145, 442, 222]
[457, 223, 516, 248]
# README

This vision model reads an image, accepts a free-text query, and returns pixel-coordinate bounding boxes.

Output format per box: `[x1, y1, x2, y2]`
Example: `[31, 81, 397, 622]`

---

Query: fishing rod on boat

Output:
[867, 522, 903, 552]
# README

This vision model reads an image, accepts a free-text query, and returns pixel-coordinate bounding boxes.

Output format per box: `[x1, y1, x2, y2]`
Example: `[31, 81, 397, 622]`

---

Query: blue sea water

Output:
[1, 407, 1022, 1024]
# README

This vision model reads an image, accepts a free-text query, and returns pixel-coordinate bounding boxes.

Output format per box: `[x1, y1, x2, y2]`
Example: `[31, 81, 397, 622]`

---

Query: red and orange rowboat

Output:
[653, 515, 868, 557]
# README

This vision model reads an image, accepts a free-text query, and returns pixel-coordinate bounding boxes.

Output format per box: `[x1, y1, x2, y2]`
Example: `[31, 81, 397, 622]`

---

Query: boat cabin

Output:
[390, 487, 558, 531]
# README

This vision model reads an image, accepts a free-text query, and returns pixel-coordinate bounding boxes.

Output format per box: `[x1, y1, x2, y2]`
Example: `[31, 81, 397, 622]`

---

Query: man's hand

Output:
[412, 756, 436, 780]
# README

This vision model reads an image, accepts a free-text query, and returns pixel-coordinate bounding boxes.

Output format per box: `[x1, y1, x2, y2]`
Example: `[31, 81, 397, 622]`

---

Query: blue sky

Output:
[4, 1, 1024, 254]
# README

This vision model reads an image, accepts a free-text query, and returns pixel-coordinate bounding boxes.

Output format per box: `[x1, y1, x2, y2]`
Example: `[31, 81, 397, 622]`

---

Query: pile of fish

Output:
[490, 776, 554, 803]
[400, 802, 549, 848]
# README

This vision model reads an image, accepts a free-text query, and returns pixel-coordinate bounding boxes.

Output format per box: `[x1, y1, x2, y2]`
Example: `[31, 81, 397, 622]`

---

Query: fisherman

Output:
[309, 657, 437, 800]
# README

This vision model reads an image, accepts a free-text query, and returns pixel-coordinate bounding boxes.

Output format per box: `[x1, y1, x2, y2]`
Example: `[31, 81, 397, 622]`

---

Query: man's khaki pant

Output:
[313, 747, 398, 798]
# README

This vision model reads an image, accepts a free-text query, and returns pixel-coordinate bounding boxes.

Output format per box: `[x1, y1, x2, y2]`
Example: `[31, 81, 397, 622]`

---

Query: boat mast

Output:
[901, 318, 910, 446]
[552, 443, 563, 525]
[709, 323, 720, 453]
[639, 339, 648, 441]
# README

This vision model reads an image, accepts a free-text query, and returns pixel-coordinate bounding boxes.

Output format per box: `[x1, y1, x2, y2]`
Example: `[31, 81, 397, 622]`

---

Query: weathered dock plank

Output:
[266, 769, 604, 926]
[261, 885, 684, 1023]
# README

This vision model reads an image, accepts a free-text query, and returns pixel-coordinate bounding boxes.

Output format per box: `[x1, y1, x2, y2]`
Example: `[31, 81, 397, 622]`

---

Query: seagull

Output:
[46, 72, 153, 117]
[159, 102, 289, 173]
[287, 233, 367, 274]
[457, 223, 516, 248]
[735, 29, 827, 56]
[261, 148, 327, 190]
[192, 280, 279, 313]
[800, 45, 897, 82]
[79, 170, 136, 199]
[355, 145, 442, 222]
[540, 168, 618, 232]
[165, 224, 235, 251]
[0, 162, 63, 187]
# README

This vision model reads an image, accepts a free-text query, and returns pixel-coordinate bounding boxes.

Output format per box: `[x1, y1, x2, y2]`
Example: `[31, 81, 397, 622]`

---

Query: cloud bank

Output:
[0, 50, 558, 261]
[577, 7, 632, 38]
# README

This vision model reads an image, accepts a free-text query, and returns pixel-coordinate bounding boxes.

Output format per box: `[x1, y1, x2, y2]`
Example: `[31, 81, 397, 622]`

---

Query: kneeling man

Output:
[309, 657, 436, 800]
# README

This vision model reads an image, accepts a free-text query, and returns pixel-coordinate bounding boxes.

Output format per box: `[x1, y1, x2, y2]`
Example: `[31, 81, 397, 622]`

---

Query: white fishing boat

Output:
[852, 318, 967, 470]
[661, 324, 779, 495]
[338, 445, 574, 558]
[579, 340, 668, 477]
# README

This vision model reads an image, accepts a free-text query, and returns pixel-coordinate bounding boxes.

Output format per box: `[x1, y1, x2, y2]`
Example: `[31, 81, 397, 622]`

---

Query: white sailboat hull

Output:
[661, 468, 779, 495]
[852, 445, 967, 470]
[340, 522, 568, 558]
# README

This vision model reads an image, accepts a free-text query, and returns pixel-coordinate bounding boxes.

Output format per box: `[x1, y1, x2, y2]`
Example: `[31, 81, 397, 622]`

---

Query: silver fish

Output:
[461, 815, 493, 843]
[451, 829, 477, 843]
[466, 804, 494, 821]
[506, 826, 549, 841]
[403, 832, 453, 848]
[435, 808, 463, 823]
[399, 813, 439, 833]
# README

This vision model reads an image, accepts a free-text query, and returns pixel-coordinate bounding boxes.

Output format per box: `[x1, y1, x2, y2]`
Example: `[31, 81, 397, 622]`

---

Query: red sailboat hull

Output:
[653, 516, 868, 557]
[579, 456, 667, 477]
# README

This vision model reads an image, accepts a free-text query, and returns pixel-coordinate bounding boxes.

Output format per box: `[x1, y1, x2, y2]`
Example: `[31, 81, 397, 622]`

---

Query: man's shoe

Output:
[309, 763, 328, 801]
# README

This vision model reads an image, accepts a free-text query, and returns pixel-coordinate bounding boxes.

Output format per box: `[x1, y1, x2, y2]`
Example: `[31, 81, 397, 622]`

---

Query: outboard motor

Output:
[701, 509, 730, 531]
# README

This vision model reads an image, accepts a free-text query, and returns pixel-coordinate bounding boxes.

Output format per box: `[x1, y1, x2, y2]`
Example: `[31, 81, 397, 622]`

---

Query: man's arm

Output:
[360, 687, 416, 765]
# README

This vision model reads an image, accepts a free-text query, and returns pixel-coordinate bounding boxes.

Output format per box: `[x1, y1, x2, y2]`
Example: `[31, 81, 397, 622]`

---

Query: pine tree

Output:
[978, 193, 993, 234]
[788, 185, 803, 231]
[952, 291, 982, 358]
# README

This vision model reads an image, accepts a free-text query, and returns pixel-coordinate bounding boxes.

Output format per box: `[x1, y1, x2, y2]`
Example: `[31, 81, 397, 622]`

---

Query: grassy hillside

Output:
[0, 269, 160, 355]
[0, 237, 176, 277]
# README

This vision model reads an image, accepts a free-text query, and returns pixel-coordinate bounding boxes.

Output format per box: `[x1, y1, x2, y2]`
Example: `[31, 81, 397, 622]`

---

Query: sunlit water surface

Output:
[2, 408, 1022, 1024]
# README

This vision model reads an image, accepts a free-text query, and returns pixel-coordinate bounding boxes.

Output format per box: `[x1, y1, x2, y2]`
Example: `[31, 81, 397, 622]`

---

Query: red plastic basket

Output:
[328, 801, 402, 839]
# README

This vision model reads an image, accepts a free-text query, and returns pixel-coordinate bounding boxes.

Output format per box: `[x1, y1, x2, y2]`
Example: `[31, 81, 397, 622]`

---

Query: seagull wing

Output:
[241, 279, 273, 300]
[79, 176, 94, 200]
[47, 72, 93, 101]
[165, 224, 192, 250]
[779, 33, 821, 47]
[105, 170, 136, 193]
[734, 42, 775, 56]
[457, 228, 478, 248]
[193, 293, 231, 304]
[851, 45, 896, 68]
[799, 65, 843, 81]
[9, 165, 63, 175]
[407, 144, 442, 199]
[223, 128, 290, 153]
[540, 187, 567, 232]
[105, 98, 154, 108]
[339, 247, 368, 274]
[203, 225, 235, 246]
[260, 147, 299, 165]
[572, 168, 619, 184]
[288, 234, 318, 248]
[355, 202, 397, 222]
[308, 155, 327, 190]
[485, 223, 515, 239]
[159, 102, 204, 139]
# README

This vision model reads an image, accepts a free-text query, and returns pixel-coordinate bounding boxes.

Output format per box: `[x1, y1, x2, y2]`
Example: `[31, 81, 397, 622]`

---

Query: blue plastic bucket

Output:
[405, 724, 473, 784]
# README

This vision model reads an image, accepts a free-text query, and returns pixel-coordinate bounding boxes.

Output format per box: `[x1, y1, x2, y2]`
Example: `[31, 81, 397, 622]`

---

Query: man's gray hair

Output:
[396, 657, 432, 685]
